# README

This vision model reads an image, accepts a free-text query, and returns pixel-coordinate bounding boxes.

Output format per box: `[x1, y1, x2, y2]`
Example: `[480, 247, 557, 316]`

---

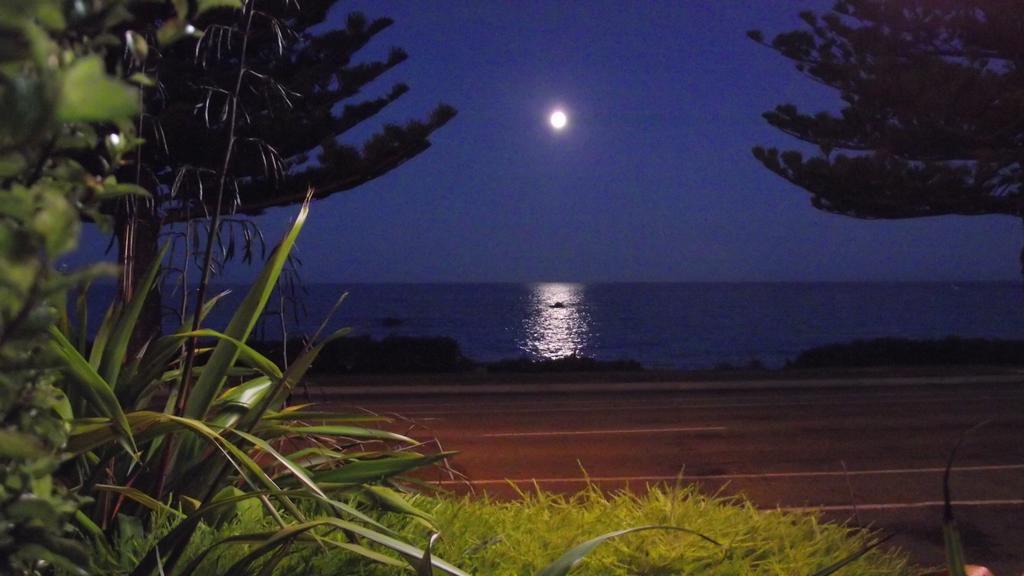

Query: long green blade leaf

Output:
[101, 242, 169, 389]
[183, 201, 309, 420]
[227, 428, 386, 530]
[94, 484, 185, 519]
[88, 302, 119, 369]
[308, 452, 454, 486]
[234, 327, 350, 433]
[219, 518, 471, 576]
[260, 424, 415, 444]
[49, 327, 136, 454]
[811, 534, 894, 576]
[535, 526, 719, 576]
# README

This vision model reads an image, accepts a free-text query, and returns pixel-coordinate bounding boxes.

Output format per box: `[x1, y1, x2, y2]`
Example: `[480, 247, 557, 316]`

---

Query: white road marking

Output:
[784, 499, 1024, 512]
[481, 426, 728, 438]
[433, 463, 1024, 485]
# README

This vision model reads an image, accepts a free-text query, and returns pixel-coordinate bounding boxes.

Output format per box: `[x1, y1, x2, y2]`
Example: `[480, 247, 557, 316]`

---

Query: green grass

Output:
[167, 484, 913, 575]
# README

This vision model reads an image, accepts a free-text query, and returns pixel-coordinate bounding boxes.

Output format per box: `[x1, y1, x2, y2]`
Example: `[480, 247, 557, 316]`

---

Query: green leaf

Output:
[364, 486, 436, 526]
[73, 279, 91, 352]
[128, 72, 155, 87]
[944, 520, 968, 576]
[0, 152, 26, 177]
[263, 424, 415, 444]
[184, 201, 309, 420]
[73, 510, 105, 540]
[0, 430, 45, 458]
[416, 533, 441, 576]
[119, 291, 232, 407]
[57, 56, 138, 122]
[17, 543, 88, 576]
[48, 327, 137, 455]
[810, 534, 894, 576]
[214, 518, 470, 576]
[535, 526, 720, 576]
[131, 489, 295, 576]
[156, 19, 186, 47]
[34, 2, 66, 30]
[125, 30, 148, 64]
[309, 452, 453, 486]
[94, 484, 185, 519]
[89, 301, 120, 369]
[73, 510, 113, 562]
[101, 242, 168, 390]
[97, 182, 151, 200]
[227, 428, 387, 530]
[203, 486, 254, 528]
[262, 410, 388, 424]
[941, 422, 987, 576]
[55, 125, 99, 152]
[71, 410, 302, 525]
[197, 0, 242, 16]
[234, 327, 350, 433]
[32, 190, 78, 256]
[216, 376, 273, 407]
[179, 329, 283, 380]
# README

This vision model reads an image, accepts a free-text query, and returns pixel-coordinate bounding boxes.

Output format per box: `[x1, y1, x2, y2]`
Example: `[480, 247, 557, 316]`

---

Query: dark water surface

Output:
[164, 282, 1024, 370]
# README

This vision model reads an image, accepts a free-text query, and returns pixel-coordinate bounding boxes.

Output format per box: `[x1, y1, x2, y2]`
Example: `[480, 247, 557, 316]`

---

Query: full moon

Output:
[549, 110, 568, 130]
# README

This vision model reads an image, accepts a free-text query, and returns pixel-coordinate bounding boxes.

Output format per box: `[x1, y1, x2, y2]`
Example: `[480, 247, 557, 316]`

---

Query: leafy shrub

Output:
[0, 1, 145, 572]
[45, 204, 464, 576]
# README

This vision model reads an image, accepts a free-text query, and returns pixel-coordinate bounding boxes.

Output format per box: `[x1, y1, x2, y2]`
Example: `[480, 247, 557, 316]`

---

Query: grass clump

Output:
[165, 484, 912, 575]
[416, 486, 910, 576]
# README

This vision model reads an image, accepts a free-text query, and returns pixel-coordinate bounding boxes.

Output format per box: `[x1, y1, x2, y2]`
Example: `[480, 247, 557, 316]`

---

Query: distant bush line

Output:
[787, 336, 1024, 369]
[249, 336, 643, 374]
[251, 335, 474, 373]
[247, 334, 1024, 375]
[487, 355, 644, 373]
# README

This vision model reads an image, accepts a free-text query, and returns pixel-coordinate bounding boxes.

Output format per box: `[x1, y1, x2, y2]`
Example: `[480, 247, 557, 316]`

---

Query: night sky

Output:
[79, 1, 1024, 282]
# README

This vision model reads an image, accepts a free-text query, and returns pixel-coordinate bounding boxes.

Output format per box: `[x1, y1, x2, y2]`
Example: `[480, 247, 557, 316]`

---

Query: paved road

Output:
[318, 381, 1024, 573]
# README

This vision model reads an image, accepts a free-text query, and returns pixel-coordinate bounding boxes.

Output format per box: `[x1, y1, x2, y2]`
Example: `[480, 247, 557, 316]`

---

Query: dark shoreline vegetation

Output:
[248, 334, 1024, 375]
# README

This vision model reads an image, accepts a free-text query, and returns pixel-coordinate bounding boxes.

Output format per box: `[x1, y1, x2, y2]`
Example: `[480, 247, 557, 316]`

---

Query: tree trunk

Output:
[116, 204, 162, 360]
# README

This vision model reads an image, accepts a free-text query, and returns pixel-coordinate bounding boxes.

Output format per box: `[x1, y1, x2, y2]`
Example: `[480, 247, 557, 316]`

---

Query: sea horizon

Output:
[84, 281, 1024, 370]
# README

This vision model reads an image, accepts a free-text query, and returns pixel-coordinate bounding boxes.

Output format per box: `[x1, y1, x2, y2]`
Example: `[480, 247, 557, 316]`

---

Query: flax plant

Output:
[52, 199, 467, 575]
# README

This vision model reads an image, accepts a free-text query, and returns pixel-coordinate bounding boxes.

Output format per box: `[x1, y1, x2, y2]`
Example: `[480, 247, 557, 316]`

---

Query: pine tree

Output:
[114, 0, 455, 338]
[750, 1, 1024, 227]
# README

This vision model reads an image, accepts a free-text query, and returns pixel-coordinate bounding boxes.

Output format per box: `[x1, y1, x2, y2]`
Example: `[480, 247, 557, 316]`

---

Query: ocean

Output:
[116, 282, 1024, 371]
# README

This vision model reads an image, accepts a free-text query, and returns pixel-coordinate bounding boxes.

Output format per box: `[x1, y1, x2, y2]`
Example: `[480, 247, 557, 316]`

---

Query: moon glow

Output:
[549, 110, 568, 130]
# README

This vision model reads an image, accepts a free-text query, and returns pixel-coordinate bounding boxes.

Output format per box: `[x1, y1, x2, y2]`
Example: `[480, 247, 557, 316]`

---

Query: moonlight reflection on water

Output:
[521, 283, 591, 359]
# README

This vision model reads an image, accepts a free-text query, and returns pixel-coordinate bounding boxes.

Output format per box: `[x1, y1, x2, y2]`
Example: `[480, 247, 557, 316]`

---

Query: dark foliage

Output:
[711, 358, 766, 372]
[0, 2, 143, 569]
[111, 0, 456, 342]
[788, 336, 1024, 369]
[123, 0, 455, 223]
[254, 335, 473, 373]
[751, 1, 1024, 222]
[252, 339, 648, 374]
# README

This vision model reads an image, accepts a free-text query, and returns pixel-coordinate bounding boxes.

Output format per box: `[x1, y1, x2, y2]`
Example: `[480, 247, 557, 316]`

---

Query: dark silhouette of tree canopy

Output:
[110, 0, 455, 337]
[750, 1, 1024, 222]
[134, 3, 455, 224]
